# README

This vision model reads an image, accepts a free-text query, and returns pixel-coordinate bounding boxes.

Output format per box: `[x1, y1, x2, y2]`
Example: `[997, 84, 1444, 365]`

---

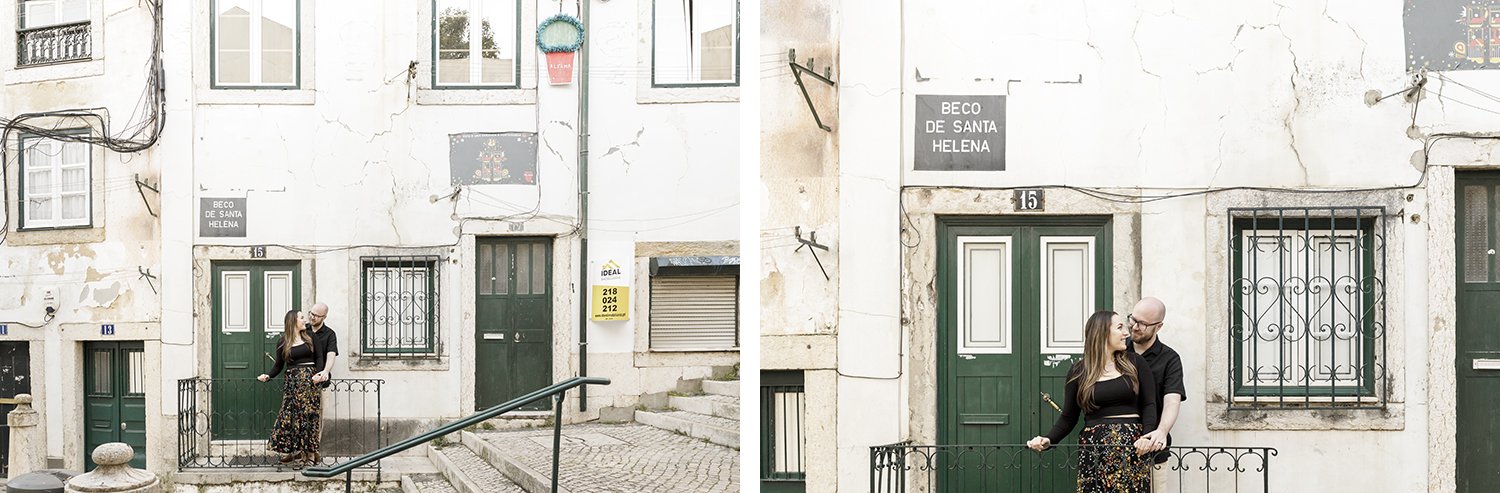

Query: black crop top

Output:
[1044, 352, 1158, 444]
[265, 342, 317, 379]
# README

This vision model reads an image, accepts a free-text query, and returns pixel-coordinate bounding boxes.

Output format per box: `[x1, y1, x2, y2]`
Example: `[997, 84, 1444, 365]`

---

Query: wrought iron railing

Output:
[303, 376, 610, 493]
[177, 378, 383, 470]
[871, 443, 1278, 493]
[1228, 207, 1388, 409]
[17, 21, 91, 66]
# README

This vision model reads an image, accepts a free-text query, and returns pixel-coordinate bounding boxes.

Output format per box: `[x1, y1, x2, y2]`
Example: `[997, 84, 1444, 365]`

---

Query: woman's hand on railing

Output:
[256, 374, 270, 382]
[1026, 436, 1051, 451]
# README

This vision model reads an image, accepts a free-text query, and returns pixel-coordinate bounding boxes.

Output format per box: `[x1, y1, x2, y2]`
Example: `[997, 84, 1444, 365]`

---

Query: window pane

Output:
[478, 0, 516, 84]
[653, 0, 737, 85]
[60, 167, 87, 193]
[61, 194, 87, 220]
[25, 141, 53, 169]
[261, 50, 295, 84]
[531, 243, 545, 294]
[478, 244, 494, 295]
[496, 244, 510, 295]
[61, 141, 86, 164]
[60, 0, 87, 23]
[964, 244, 1005, 348]
[92, 350, 111, 395]
[27, 197, 53, 221]
[515, 244, 531, 295]
[436, 2, 472, 84]
[125, 350, 145, 395]
[772, 390, 805, 474]
[216, 2, 251, 50]
[22, 0, 58, 29]
[26, 171, 53, 196]
[479, 51, 513, 85]
[1463, 185, 1489, 283]
[363, 260, 436, 352]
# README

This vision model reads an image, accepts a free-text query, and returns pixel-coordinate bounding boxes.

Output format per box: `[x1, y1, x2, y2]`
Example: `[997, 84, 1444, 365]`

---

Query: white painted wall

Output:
[763, 0, 1500, 491]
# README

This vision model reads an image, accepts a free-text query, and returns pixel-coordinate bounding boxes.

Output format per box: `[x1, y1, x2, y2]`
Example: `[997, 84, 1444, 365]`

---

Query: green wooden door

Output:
[83, 341, 146, 470]
[476, 238, 553, 411]
[211, 262, 301, 440]
[937, 216, 1111, 492]
[1456, 174, 1500, 492]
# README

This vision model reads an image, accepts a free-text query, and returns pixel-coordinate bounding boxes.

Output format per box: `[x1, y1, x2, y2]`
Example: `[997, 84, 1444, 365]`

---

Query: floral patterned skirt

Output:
[268, 366, 322, 454]
[1076, 419, 1150, 493]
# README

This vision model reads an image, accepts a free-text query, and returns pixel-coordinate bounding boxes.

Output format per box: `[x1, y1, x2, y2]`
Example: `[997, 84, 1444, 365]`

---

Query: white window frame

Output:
[18, 134, 90, 229]
[650, 0, 739, 88]
[956, 236, 1013, 355]
[263, 270, 294, 334]
[1039, 236, 1095, 355]
[431, 0, 520, 89]
[211, 0, 301, 88]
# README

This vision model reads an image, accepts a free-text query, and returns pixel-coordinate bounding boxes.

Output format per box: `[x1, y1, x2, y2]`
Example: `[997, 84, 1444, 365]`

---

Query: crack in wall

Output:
[599, 127, 645, 172]
[1322, 2, 1368, 78]
[1272, 1, 1309, 185]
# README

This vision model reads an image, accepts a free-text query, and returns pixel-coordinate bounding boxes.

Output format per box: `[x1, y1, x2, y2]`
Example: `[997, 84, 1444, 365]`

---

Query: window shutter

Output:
[649, 275, 737, 350]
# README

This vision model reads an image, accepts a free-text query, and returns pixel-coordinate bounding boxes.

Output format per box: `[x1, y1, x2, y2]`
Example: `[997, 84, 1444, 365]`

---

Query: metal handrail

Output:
[302, 376, 610, 489]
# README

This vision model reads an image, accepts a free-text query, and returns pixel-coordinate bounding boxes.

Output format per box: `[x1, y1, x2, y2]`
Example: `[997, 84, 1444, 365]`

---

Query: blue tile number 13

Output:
[102, 324, 115, 336]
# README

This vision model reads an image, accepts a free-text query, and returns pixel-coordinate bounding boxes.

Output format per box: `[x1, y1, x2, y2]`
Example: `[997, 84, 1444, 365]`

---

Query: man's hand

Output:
[1138, 430, 1167, 453]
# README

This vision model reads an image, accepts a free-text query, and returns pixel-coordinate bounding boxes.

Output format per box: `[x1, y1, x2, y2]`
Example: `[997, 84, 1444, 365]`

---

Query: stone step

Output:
[670, 393, 739, 421]
[701, 379, 739, 398]
[429, 442, 526, 493]
[459, 430, 570, 493]
[634, 409, 739, 449]
[403, 473, 459, 493]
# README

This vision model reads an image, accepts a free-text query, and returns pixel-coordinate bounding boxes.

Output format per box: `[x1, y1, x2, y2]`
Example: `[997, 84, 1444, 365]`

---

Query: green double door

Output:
[1456, 173, 1500, 492]
[475, 238, 553, 411]
[937, 216, 1111, 492]
[83, 341, 146, 470]
[210, 262, 301, 440]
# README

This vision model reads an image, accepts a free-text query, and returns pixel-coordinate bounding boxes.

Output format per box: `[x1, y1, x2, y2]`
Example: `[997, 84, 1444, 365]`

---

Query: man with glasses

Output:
[306, 302, 339, 387]
[1128, 297, 1185, 492]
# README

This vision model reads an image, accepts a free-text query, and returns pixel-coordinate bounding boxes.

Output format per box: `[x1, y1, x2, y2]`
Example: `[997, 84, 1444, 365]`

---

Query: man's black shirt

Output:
[1133, 337, 1186, 464]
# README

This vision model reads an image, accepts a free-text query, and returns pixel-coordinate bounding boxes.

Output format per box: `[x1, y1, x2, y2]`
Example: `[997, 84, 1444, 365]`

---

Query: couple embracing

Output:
[1026, 297, 1187, 493]
[256, 302, 340, 467]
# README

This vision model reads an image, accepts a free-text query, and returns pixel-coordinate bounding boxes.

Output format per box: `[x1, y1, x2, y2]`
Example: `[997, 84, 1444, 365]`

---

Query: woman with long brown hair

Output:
[1028, 310, 1158, 492]
[257, 309, 325, 466]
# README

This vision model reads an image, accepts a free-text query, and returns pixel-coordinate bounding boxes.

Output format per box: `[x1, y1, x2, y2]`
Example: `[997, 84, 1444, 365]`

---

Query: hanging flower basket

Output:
[537, 14, 585, 85]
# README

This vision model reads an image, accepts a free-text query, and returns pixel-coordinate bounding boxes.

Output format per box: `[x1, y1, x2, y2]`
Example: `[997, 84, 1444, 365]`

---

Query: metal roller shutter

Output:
[649, 274, 738, 350]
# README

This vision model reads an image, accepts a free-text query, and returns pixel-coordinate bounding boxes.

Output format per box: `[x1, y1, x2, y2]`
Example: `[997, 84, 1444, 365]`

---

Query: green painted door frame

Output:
[1455, 172, 1500, 492]
[937, 215, 1112, 492]
[210, 261, 301, 440]
[476, 237, 554, 411]
[83, 341, 146, 470]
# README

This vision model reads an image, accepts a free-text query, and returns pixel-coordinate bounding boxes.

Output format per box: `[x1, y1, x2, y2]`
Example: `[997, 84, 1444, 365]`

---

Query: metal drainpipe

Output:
[576, 0, 591, 412]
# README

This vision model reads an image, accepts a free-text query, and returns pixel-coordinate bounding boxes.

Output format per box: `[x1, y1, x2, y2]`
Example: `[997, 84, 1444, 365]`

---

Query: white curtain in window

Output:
[21, 0, 87, 29]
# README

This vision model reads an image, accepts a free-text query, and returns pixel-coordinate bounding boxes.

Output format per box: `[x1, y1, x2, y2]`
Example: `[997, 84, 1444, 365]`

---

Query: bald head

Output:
[309, 302, 329, 329]
[1129, 297, 1167, 346]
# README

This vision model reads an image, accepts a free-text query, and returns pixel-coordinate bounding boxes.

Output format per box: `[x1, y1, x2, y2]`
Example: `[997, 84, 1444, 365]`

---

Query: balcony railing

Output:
[177, 378, 383, 470]
[871, 443, 1278, 493]
[17, 21, 91, 66]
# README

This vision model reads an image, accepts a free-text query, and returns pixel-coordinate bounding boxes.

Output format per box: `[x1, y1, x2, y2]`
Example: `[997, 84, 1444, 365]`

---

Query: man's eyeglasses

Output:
[1128, 314, 1162, 329]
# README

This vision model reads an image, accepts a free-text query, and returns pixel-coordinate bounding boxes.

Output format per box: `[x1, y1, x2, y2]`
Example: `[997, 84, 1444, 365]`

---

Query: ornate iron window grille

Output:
[761, 371, 806, 484]
[1228, 207, 1388, 409]
[361, 256, 442, 357]
[17, 21, 91, 67]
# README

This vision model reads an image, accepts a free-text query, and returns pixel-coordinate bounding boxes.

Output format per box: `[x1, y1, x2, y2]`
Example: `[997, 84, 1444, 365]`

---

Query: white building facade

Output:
[2, 0, 740, 479]
[760, 1, 1500, 492]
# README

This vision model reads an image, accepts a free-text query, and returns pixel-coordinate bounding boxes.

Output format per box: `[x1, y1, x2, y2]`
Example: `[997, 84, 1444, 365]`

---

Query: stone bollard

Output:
[63, 444, 158, 493]
[8, 394, 45, 477]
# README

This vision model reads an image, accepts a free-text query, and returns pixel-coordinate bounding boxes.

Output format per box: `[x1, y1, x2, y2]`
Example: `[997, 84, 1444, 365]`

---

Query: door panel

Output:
[1456, 174, 1500, 492]
[476, 238, 553, 411]
[83, 341, 145, 470]
[939, 217, 1111, 492]
[211, 262, 300, 440]
[0, 342, 30, 476]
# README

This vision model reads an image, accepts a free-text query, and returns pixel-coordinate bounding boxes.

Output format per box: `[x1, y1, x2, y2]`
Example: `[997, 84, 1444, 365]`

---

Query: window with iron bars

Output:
[361, 256, 441, 357]
[16, 0, 91, 67]
[1228, 207, 1387, 409]
[760, 370, 806, 490]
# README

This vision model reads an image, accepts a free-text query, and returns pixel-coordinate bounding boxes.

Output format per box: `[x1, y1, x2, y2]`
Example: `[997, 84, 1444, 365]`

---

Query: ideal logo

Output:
[600, 260, 622, 278]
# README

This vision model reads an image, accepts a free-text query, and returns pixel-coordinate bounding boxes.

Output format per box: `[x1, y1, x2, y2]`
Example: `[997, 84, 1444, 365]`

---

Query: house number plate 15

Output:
[1015, 189, 1044, 211]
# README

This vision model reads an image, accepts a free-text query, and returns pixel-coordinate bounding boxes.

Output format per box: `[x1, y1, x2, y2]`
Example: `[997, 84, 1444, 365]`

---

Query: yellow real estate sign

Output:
[591, 285, 629, 320]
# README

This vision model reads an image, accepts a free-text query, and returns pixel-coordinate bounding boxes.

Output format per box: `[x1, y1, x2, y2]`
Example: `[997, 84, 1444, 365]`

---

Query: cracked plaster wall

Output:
[0, 0, 164, 463]
[173, 0, 737, 435]
[767, 1, 1500, 491]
